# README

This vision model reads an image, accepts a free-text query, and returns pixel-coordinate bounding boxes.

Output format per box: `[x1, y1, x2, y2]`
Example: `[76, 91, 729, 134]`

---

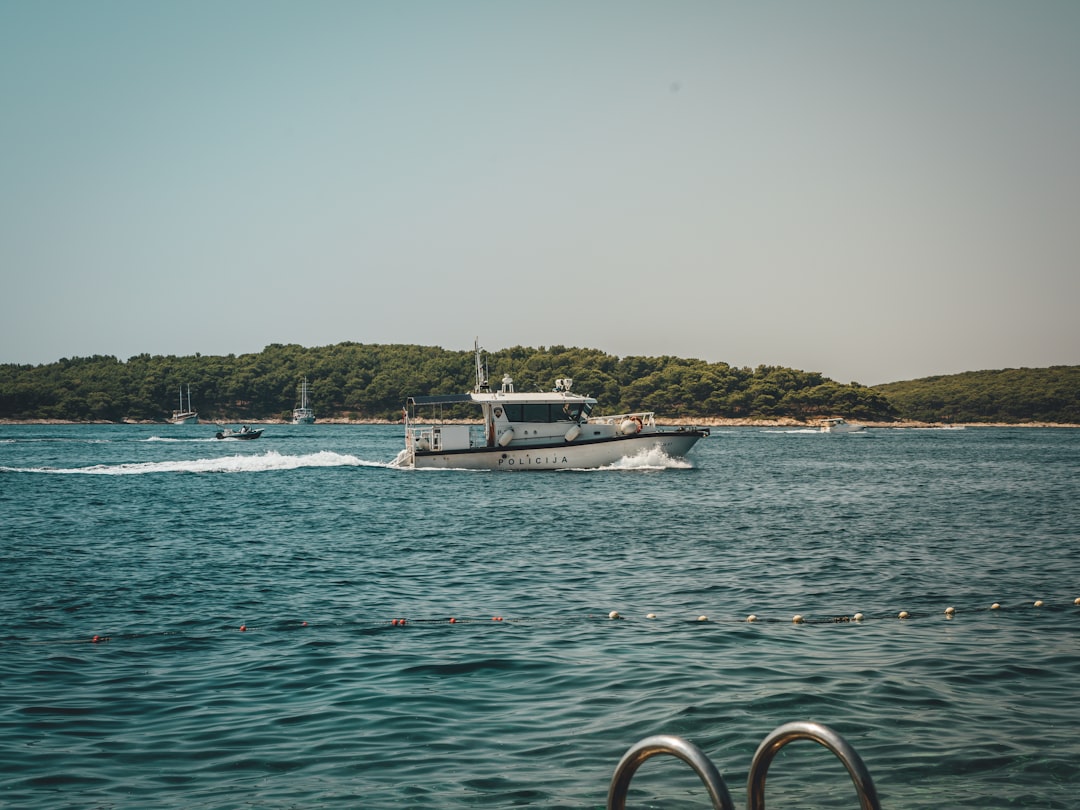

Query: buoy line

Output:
[13, 597, 1078, 645]
[607, 598, 1079, 625]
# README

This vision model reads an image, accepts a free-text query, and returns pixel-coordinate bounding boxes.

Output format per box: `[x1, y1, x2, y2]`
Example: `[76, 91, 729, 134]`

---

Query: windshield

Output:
[501, 402, 590, 423]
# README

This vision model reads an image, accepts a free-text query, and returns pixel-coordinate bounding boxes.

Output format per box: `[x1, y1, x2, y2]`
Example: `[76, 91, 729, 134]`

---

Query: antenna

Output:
[474, 337, 489, 392]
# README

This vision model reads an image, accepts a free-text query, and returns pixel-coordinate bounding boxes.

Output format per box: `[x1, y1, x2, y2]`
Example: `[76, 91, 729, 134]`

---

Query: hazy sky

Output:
[2, 1, 1077, 384]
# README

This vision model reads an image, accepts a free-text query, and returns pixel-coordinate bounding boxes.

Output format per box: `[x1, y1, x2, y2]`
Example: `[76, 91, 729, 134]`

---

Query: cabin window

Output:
[561, 403, 587, 422]
[523, 404, 550, 422]
[501, 403, 587, 423]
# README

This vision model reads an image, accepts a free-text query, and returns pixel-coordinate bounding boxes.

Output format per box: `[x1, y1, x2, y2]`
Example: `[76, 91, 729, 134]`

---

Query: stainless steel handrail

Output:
[747, 721, 881, 810]
[607, 734, 735, 810]
[607, 723, 880, 810]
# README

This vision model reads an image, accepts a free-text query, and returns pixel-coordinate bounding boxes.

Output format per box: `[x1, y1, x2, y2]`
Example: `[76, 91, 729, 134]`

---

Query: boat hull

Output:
[818, 418, 863, 433]
[215, 429, 263, 440]
[409, 429, 707, 470]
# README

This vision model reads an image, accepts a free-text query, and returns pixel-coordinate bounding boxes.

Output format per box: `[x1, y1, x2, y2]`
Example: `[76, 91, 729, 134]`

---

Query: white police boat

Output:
[392, 343, 709, 470]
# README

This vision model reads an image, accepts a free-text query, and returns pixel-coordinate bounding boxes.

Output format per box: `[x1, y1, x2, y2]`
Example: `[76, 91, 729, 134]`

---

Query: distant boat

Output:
[292, 377, 315, 425]
[818, 417, 864, 434]
[215, 425, 263, 440]
[170, 385, 199, 425]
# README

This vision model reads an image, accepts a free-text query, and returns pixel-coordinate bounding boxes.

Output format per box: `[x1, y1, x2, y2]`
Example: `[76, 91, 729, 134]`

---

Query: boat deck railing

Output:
[406, 425, 437, 451]
[608, 721, 880, 810]
[405, 424, 486, 452]
[587, 411, 657, 428]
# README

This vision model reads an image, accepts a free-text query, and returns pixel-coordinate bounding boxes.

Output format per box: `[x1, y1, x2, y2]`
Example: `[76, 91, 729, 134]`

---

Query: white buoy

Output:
[991, 602, 1001, 610]
[746, 614, 757, 623]
[792, 614, 804, 624]
[608, 611, 620, 620]
[697, 615, 708, 622]
[898, 611, 910, 619]
[1074, 597, 1080, 606]
[1033, 600, 1044, 607]
[853, 613, 864, 622]
[944, 606, 956, 616]
[646, 613, 656, 620]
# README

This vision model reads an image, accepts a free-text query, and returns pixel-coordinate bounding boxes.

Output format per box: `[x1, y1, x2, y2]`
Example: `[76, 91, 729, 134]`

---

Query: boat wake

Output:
[1, 450, 384, 475]
[144, 436, 219, 443]
[387, 448, 411, 469]
[600, 447, 694, 471]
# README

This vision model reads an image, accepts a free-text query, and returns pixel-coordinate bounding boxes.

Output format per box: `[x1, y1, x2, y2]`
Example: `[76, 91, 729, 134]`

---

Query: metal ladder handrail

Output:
[607, 734, 735, 810]
[607, 722, 880, 810]
[747, 721, 881, 810]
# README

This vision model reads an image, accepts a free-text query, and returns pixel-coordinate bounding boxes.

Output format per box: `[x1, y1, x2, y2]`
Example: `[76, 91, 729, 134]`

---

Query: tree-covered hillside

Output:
[873, 366, 1080, 423]
[0, 343, 897, 422]
[4, 346, 1075, 424]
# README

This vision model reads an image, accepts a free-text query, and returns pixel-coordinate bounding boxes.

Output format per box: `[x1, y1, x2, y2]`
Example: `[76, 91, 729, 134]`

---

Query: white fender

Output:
[498, 428, 515, 446]
[416, 438, 430, 451]
[564, 424, 581, 442]
[620, 418, 641, 435]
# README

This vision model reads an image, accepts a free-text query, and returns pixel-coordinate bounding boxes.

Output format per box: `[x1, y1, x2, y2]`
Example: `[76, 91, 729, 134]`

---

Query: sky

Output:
[2, 1, 1078, 385]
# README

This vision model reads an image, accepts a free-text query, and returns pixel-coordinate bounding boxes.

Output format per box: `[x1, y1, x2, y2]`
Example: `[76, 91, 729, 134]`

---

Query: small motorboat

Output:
[818, 417, 865, 434]
[215, 425, 263, 440]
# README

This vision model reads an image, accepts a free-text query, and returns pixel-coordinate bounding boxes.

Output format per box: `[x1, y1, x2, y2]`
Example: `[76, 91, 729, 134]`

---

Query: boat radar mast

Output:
[473, 338, 490, 392]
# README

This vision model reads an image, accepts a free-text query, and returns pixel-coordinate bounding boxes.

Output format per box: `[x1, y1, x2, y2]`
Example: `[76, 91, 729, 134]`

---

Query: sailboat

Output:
[170, 384, 199, 424]
[292, 377, 315, 424]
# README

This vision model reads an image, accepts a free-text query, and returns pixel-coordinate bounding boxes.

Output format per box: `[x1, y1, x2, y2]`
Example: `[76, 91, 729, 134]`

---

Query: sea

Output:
[1, 423, 1077, 809]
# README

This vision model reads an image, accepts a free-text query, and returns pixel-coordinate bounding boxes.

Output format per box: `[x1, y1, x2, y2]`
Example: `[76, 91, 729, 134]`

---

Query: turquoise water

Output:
[1, 424, 1078, 809]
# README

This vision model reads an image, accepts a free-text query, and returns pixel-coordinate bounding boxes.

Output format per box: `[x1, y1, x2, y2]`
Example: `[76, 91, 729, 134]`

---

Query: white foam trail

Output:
[2, 450, 384, 475]
[144, 436, 218, 443]
[600, 447, 693, 471]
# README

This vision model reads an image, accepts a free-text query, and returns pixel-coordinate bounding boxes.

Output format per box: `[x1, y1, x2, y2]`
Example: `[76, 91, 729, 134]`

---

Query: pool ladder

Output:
[608, 721, 881, 810]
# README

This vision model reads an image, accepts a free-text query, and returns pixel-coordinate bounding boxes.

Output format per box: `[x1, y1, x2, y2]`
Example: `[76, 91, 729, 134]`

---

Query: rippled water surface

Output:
[2, 424, 1078, 808]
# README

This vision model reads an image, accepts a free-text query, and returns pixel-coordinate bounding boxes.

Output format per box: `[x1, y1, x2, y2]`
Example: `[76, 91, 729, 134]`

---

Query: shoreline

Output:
[2, 417, 1077, 429]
